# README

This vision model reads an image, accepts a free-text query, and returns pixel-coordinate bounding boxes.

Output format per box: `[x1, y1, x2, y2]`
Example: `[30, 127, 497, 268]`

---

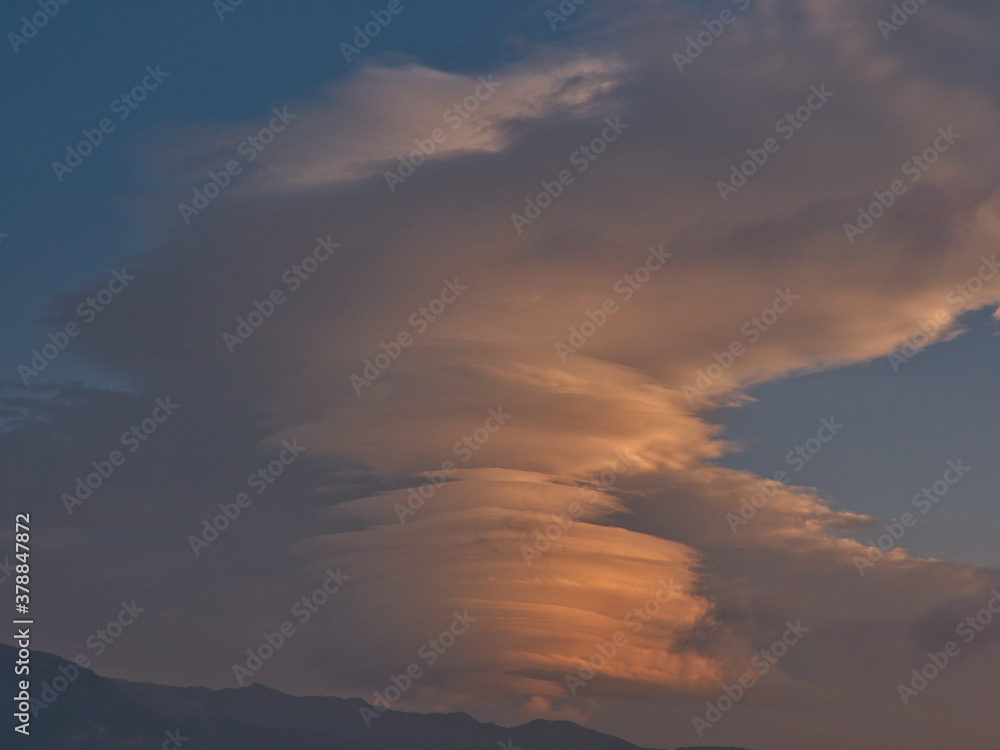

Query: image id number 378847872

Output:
[13, 513, 32, 736]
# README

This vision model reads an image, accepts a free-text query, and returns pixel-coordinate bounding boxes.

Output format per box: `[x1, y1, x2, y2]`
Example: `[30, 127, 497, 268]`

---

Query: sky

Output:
[2, 1, 1000, 749]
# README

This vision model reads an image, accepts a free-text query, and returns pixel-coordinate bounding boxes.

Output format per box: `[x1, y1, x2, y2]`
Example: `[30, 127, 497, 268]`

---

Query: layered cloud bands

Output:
[11, 1, 1000, 749]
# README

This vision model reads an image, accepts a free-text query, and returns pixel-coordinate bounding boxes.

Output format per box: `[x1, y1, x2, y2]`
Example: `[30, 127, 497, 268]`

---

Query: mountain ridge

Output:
[3, 642, 752, 750]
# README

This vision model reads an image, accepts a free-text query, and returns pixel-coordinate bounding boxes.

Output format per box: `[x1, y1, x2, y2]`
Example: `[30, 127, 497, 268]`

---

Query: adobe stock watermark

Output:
[187, 439, 307, 556]
[223, 235, 340, 353]
[341, 0, 412, 63]
[214, 0, 243, 21]
[61, 397, 180, 515]
[555, 244, 672, 362]
[726, 417, 844, 533]
[384, 75, 501, 191]
[350, 278, 467, 395]
[51, 65, 170, 182]
[521, 449, 634, 565]
[394, 407, 511, 523]
[878, 0, 930, 40]
[8, 0, 74, 54]
[842, 126, 960, 244]
[18, 268, 135, 385]
[563, 579, 682, 695]
[672, 0, 751, 72]
[83, 600, 146, 656]
[28, 599, 145, 718]
[717, 84, 833, 201]
[359, 610, 478, 726]
[682, 288, 799, 403]
[545, 0, 587, 31]
[944, 254, 1000, 314]
[0, 555, 15, 584]
[232, 567, 350, 685]
[178, 105, 297, 223]
[159, 729, 189, 750]
[852, 459, 970, 575]
[692, 619, 810, 737]
[887, 254, 1000, 372]
[897, 587, 1000, 705]
[510, 116, 628, 234]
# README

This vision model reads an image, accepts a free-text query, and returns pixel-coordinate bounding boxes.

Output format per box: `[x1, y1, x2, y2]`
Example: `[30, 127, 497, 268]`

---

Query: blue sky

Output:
[4, 2, 1000, 749]
[713, 307, 1000, 568]
[0, 0, 537, 381]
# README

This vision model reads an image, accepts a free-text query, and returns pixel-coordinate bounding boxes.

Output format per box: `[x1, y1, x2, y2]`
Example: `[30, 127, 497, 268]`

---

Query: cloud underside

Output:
[16, 1, 1000, 748]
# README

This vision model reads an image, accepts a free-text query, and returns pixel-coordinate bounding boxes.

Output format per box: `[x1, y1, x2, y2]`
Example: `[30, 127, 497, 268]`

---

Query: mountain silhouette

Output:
[3, 643, 752, 750]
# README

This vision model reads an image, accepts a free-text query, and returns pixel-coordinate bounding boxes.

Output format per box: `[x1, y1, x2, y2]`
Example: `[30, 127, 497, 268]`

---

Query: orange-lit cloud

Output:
[23, 1, 1000, 749]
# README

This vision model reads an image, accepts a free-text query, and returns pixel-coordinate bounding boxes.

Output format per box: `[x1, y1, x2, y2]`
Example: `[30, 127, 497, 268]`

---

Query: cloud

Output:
[292, 469, 721, 703]
[152, 55, 625, 196]
[7, 1, 1000, 748]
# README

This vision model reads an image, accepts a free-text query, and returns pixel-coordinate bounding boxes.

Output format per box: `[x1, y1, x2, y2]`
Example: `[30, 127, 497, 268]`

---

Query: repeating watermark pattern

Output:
[359, 610, 478, 726]
[384, 75, 501, 191]
[510, 116, 628, 234]
[944, 254, 1000, 313]
[562, 580, 682, 696]
[878, 0, 931, 40]
[692, 620, 810, 737]
[340, 0, 411, 63]
[160, 729, 189, 750]
[545, 0, 587, 31]
[23, 658, 85, 719]
[521, 449, 634, 565]
[7, 0, 75, 54]
[28, 599, 145, 718]
[672, 0, 751, 73]
[8, 4, 999, 746]
[394, 407, 511, 523]
[178, 105, 297, 223]
[853, 459, 970, 575]
[84, 600, 146, 656]
[0, 555, 15, 585]
[717, 85, 833, 201]
[187, 439, 307, 556]
[232, 568, 350, 685]
[350, 278, 467, 395]
[555, 244, 672, 362]
[888, 254, 1000, 372]
[682, 288, 800, 403]
[896, 587, 1000, 705]
[18, 268, 135, 385]
[223, 235, 340, 353]
[727, 417, 844, 533]
[51, 66, 170, 182]
[62, 397, 180, 515]
[843, 126, 960, 244]
[886, 308, 956, 373]
[214, 0, 243, 21]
